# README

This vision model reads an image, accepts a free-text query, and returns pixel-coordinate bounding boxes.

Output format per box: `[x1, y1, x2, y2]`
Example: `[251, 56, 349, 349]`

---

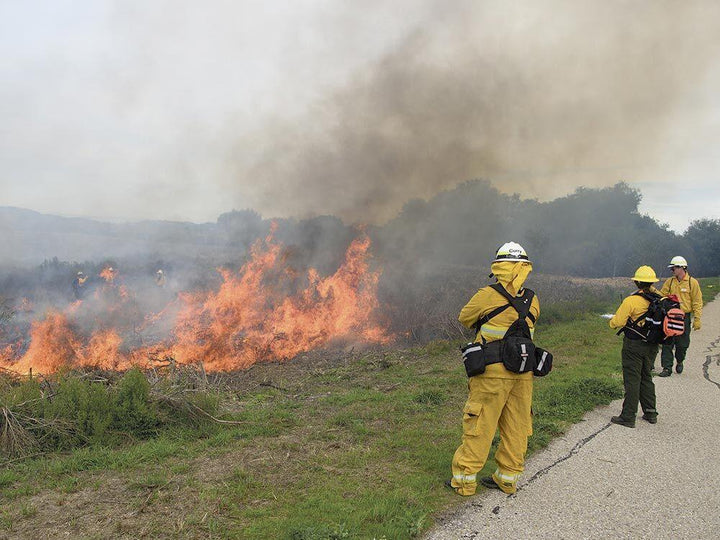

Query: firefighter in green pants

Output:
[607, 266, 660, 427]
[658, 256, 702, 376]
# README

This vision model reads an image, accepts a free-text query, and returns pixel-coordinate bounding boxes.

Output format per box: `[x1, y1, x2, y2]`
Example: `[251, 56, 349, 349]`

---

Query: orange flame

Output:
[7, 313, 132, 374]
[160, 232, 389, 370]
[10, 312, 82, 374]
[0, 233, 391, 374]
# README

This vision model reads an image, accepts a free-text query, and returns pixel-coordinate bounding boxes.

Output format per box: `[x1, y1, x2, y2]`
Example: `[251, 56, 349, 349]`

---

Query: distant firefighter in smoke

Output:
[155, 269, 166, 287]
[101, 266, 116, 283]
[72, 271, 88, 300]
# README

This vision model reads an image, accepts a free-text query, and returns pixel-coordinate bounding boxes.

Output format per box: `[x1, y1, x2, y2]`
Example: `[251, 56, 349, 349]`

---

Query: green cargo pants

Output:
[660, 314, 692, 370]
[620, 337, 659, 422]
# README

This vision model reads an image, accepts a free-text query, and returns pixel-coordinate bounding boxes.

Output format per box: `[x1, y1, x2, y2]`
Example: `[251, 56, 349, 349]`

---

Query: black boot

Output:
[479, 476, 501, 490]
[676, 362, 684, 374]
[611, 415, 635, 428]
[658, 368, 672, 377]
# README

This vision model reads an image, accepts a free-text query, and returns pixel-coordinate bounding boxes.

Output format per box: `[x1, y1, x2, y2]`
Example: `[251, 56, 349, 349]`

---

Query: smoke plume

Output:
[232, 1, 720, 223]
[1, 1, 719, 228]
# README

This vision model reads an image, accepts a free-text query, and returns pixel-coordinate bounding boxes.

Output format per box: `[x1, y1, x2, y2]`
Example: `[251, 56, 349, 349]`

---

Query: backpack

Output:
[620, 292, 685, 344]
[486, 283, 537, 374]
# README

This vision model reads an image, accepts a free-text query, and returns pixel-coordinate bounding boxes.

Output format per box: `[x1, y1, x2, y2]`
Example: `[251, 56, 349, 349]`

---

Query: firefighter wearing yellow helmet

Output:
[607, 266, 661, 427]
[448, 242, 540, 495]
[658, 256, 702, 376]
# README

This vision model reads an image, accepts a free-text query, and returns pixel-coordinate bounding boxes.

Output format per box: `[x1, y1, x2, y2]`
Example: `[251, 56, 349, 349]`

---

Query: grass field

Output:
[1, 278, 717, 539]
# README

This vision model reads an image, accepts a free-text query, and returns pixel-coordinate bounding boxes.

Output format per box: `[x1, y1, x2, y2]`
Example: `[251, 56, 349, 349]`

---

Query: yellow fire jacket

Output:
[459, 286, 540, 343]
[608, 288, 659, 330]
[660, 273, 702, 319]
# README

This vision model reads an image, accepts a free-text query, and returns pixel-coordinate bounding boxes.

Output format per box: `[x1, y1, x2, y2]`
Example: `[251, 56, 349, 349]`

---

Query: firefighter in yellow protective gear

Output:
[449, 242, 540, 496]
[658, 256, 702, 376]
[607, 266, 661, 427]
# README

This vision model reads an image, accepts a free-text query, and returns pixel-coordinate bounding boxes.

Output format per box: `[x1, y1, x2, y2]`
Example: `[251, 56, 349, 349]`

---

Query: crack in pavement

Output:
[523, 423, 612, 486]
[702, 353, 720, 390]
[702, 336, 720, 390]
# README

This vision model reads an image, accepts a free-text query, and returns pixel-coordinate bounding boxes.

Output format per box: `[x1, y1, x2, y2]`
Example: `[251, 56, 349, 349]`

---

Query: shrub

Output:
[0, 367, 223, 456]
[45, 375, 113, 448]
[112, 368, 158, 437]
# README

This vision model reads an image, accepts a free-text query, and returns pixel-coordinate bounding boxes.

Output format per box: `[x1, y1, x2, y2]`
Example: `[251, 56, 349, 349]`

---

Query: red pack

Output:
[663, 294, 685, 337]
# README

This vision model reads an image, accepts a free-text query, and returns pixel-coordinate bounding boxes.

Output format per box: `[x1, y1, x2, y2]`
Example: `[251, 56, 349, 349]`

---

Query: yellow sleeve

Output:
[690, 278, 703, 320]
[659, 278, 671, 297]
[609, 297, 634, 330]
[458, 289, 488, 329]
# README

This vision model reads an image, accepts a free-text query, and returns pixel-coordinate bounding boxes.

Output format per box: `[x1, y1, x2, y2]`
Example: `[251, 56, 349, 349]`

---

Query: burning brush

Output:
[0, 231, 392, 375]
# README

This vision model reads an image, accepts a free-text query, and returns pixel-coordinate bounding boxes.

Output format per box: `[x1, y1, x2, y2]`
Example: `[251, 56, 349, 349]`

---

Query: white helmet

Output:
[494, 242, 530, 263]
[667, 256, 688, 268]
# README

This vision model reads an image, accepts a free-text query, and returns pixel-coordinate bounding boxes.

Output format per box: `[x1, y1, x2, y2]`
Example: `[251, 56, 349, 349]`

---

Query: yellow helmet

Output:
[493, 242, 530, 263]
[632, 265, 658, 283]
[667, 255, 688, 268]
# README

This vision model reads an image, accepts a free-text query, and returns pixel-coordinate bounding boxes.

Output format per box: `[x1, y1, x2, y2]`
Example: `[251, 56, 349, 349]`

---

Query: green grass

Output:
[1, 281, 717, 538]
[699, 276, 720, 303]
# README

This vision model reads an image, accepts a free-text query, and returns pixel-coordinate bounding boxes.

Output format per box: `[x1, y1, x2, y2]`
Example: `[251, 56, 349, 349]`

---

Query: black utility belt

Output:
[460, 338, 553, 378]
[480, 340, 502, 364]
[624, 333, 661, 344]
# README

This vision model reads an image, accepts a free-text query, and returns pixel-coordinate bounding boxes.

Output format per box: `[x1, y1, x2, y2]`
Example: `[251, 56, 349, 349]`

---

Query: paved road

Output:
[426, 297, 720, 540]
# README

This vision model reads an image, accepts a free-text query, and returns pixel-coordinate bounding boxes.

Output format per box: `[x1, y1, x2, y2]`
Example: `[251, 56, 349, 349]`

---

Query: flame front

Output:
[0, 233, 391, 374]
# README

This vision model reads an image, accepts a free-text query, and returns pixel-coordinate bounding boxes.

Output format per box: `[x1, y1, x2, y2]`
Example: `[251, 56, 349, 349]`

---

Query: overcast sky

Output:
[1, 0, 719, 232]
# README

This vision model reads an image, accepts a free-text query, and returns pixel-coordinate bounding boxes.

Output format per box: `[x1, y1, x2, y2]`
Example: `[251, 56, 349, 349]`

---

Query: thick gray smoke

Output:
[2, 1, 719, 230]
[236, 1, 720, 223]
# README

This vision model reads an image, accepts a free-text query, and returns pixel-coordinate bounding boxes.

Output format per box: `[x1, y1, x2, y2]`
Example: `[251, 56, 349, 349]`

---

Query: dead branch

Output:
[0, 406, 39, 457]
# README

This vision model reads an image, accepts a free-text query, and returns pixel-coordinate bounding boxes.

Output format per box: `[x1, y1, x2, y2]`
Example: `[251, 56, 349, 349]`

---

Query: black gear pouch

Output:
[533, 347, 553, 377]
[460, 342, 486, 377]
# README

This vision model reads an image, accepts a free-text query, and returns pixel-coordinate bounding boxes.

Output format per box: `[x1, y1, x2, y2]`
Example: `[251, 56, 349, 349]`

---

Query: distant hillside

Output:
[0, 207, 222, 266]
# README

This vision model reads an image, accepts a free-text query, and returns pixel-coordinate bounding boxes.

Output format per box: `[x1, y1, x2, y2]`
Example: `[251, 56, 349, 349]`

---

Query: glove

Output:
[693, 319, 701, 331]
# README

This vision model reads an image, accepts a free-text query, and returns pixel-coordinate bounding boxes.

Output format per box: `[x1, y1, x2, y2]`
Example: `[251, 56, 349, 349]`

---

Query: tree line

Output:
[372, 181, 719, 279]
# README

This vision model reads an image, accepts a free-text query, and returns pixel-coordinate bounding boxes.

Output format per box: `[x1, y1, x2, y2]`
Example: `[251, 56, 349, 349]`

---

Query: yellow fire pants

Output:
[450, 365, 533, 495]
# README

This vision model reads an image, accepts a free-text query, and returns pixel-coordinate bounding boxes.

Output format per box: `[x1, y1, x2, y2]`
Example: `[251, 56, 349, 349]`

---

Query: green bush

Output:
[0, 377, 42, 409]
[112, 368, 158, 437]
[44, 376, 113, 448]
[0, 368, 221, 456]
